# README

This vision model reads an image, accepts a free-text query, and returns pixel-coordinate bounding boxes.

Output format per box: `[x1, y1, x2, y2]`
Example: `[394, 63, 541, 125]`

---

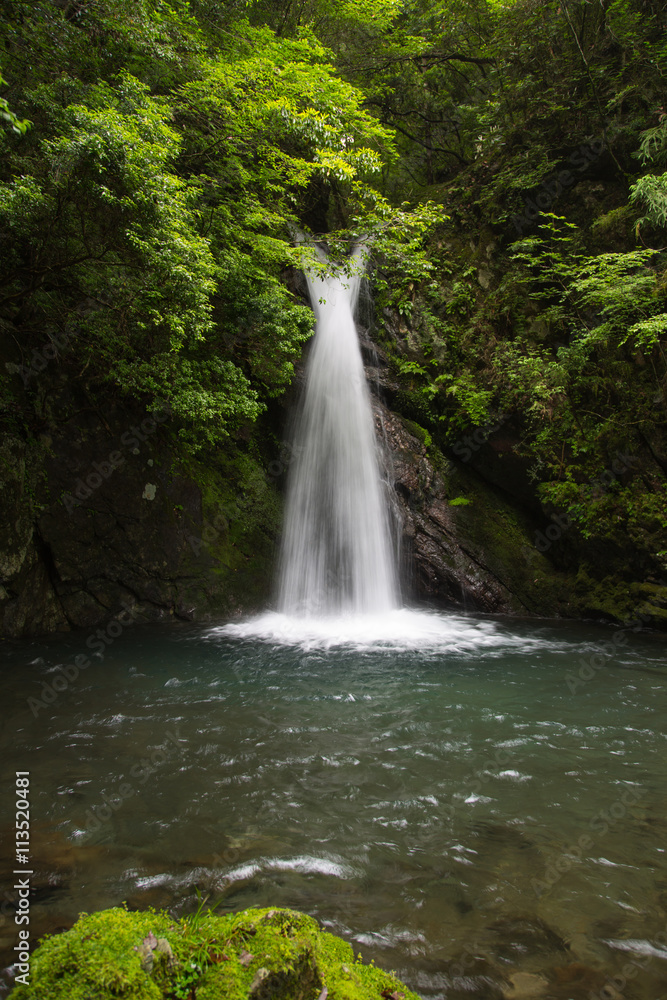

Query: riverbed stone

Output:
[502, 971, 548, 999]
[488, 916, 568, 963]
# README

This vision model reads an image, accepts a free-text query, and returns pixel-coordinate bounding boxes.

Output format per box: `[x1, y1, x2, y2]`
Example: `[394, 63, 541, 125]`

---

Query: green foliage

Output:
[0, 2, 442, 447]
[631, 120, 667, 232]
[626, 312, 667, 349]
[171, 891, 225, 999]
[419, 210, 666, 539]
[636, 117, 667, 168]
[176, 24, 395, 193]
[631, 172, 667, 229]
[0, 71, 30, 134]
[2, 0, 667, 567]
[492, 219, 666, 479]
[242, 0, 401, 39]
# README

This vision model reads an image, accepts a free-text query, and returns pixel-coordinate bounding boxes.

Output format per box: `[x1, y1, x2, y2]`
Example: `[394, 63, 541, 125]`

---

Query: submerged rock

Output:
[488, 915, 569, 963]
[12, 905, 421, 1000]
[502, 971, 548, 999]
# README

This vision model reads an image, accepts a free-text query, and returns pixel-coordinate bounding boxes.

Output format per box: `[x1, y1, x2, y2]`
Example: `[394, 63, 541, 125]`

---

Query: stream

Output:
[1, 611, 666, 998]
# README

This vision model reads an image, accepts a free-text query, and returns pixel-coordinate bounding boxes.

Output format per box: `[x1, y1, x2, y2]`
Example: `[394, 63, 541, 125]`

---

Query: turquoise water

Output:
[1, 611, 666, 998]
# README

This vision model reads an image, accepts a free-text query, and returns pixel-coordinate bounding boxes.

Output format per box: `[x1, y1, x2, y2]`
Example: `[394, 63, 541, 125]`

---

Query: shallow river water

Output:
[1, 610, 666, 998]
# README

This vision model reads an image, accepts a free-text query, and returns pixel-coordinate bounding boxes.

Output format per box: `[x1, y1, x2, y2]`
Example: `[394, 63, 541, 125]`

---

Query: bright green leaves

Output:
[625, 313, 667, 350]
[334, 0, 401, 26]
[511, 218, 667, 355]
[38, 74, 216, 354]
[177, 24, 394, 208]
[636, 119, 667, 168]
[0, 69, 221, 438]
[1, 0, 203, 101]
[0, 176, 46, 230]
[0, 1, 450, 450]
[631, 120, 667, 232]
[242, 0, 401, 37]
[631, 172, 667, 231]
[568, 250, 662, 346]
[45, 79, 179, 183]
[113, 356, 262, 449]
[213, 268, 315, 400]
[91, 0, 204, 62]
[435, 370, 494, 429]
[492, 218, 667, 508]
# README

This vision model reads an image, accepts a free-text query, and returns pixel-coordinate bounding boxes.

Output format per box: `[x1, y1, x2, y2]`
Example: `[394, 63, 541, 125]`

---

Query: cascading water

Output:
[278, 244, 399, 617]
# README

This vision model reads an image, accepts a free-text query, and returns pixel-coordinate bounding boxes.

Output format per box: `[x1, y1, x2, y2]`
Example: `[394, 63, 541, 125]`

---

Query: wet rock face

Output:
[34, 405, 214, 630]
[376, 402, 538, 615]
[0, 434, 70, 636]
[0, 402, 279, 637]
[370, 351, 667, 625]
[0, 377, 578, 635]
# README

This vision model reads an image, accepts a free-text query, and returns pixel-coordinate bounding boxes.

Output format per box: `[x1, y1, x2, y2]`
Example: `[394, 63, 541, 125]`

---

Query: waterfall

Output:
[219, 244, 498, 645]
[277, 244, 399, 617]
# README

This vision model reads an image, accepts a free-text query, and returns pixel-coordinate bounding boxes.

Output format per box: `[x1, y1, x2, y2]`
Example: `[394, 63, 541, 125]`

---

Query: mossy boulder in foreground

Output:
[13, 905, 421, 1000]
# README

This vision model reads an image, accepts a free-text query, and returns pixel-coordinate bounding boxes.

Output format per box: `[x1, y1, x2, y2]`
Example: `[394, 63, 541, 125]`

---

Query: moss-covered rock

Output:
[12, 905, 421, 1000]
[12, 907, 175, 1000]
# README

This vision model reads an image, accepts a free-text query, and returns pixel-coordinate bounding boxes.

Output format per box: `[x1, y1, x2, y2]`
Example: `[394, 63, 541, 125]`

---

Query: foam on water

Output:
[215, 608, 561, 653]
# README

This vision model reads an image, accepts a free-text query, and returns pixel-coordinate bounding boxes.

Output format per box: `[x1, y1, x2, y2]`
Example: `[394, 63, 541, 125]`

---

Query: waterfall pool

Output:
[1, 611, 666, 998]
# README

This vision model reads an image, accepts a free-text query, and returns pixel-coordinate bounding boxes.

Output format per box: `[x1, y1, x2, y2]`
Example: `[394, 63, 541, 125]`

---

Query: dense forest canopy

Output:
[1, 0, 666, 550]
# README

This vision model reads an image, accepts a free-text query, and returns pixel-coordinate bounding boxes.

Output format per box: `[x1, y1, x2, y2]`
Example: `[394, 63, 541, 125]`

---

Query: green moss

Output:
[173, 434, 283, 612]
[14, 906, 421, 1000]
[401, 418, 432, 450]
[590, 204, 634, 241]
[12, 906, 176, 1000]
[585, 575, 667, 624]
[195, 909, 322, 1000]
[438, 460, 566, 615]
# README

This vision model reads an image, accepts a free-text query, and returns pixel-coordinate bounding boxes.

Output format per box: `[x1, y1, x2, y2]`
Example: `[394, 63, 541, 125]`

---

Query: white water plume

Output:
[217, 608, 562, 653]
[277, 242, 399, 617]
